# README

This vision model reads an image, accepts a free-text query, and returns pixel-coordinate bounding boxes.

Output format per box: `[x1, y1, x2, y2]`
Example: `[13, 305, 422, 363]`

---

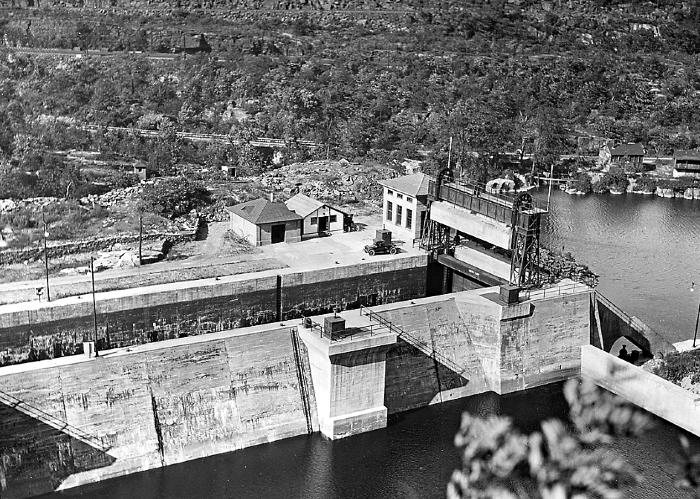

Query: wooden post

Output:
[91, 256, 99, 357]
[41, 209, 51, 302]
[139, 213, 143, 265]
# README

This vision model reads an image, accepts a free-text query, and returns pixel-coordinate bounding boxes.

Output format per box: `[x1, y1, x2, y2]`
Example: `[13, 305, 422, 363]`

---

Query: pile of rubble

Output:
[58, 240, 168, 275]
[0, 197, 59, 213]
[253, 159, 399, 203]
[540, 247, 599, 288]
[79, 186, 141, 207]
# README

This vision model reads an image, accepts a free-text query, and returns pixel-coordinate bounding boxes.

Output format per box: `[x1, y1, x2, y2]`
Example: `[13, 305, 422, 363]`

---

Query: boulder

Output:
[0, 199, 17, 213]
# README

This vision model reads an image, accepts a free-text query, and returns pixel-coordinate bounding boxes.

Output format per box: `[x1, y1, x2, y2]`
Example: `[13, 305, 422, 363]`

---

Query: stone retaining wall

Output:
[0, 232, 194, 266]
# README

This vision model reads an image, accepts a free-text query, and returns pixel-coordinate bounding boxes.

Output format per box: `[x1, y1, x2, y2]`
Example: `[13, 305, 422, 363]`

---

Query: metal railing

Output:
[359, 306, 465, 374]
[518, 281, 591, 301]
[0, 390, 111, 452]
[302, 314, 386, 342]
[428, 177, 548, 225]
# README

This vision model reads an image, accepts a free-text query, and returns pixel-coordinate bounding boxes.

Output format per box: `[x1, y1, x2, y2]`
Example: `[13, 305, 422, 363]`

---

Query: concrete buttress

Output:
[298, 324, 397, 439]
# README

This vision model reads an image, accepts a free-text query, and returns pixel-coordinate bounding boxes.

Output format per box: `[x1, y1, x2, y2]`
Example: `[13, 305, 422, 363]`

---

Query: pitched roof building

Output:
[285, 193, 347, 236]
[610, 143, 645, 164]
[377, 173, 430, 242]
[227, 198, 302, 225]
[673, 150, 700, 178]
[226, 198, 302, 246]
[377, 173, 431, 197]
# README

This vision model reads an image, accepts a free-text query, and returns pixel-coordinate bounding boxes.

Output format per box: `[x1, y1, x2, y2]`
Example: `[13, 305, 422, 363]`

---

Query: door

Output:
[271, 224, 286, 244]
[318, 216, 328, 233]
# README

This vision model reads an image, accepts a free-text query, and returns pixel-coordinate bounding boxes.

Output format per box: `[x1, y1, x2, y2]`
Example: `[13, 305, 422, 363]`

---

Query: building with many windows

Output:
[377, 173, 430, 242]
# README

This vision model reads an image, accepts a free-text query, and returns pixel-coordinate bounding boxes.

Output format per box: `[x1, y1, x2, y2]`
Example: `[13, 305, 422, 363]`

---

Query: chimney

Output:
[269, 192, 274, 202]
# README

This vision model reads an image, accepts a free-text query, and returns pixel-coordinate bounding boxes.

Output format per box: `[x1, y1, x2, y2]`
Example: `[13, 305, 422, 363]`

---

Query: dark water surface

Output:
[46, 191, 700, 498]
[45, 383, 698, 499]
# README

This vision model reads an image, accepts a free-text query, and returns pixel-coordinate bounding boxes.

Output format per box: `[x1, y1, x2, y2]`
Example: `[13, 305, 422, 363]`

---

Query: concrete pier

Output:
[299, 311, 397, 439]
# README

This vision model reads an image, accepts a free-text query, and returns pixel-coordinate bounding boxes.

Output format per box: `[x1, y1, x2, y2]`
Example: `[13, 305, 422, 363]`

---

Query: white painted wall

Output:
[382, 187, 425, 241]
[302, 206, 345, 235]
[228, 212, 258, 245]
[673, 169, 700, 178]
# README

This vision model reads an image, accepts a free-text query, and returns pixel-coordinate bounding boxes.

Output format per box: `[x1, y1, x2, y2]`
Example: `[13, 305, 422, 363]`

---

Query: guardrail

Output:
[0, 390, 111, 452]
[302, 314, 385, 342]
[428, 177, 547, 226]
[359, 306, 465, 374]
[518, 281, 591, 301]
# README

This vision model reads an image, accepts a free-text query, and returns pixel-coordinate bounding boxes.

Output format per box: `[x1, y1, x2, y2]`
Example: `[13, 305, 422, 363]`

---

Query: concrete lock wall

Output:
[0, 326, 318, 498]
[0, 285, 596, 497]
[581, 345, 700, 438]
[380, 288, 591, 414]
[499, 291, 591, 394]
[0, 255, 428, 366]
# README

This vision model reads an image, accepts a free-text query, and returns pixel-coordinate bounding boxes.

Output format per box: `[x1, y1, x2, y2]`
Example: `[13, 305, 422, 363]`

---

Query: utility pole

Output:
[546, 163, 554, 212]
[139, 213, 143, 265]
[42, 208, 50, 302]
[91, 256, 99, 357]
[694, 296, 700, 348]
[447, 136, 453, 176]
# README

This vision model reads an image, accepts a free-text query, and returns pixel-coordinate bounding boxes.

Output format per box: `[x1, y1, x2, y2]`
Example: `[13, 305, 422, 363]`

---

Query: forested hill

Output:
[0, 0, 699, 188]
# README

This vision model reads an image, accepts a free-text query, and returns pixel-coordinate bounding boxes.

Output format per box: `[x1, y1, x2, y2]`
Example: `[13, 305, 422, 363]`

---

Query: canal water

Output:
[44, 191, 700, 498]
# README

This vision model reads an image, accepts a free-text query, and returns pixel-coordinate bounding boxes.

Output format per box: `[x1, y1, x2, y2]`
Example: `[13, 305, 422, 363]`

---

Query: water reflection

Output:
[537, 190, 700, 343]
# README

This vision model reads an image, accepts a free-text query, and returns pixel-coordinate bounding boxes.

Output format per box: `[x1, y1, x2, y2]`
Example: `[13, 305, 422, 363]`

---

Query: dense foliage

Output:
[652, 349, 700, 386]
[140, 177, 211, 219]
[594, 167, 628, 193]
[0, 1, 699, 192]
[448, 379, 652, 499]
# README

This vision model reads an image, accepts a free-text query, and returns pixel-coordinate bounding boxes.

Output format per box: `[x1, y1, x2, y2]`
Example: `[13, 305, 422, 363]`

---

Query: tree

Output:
[140, 177, 211, 219]
[531, 108, 566, 176]
[448, 379, 652, 499]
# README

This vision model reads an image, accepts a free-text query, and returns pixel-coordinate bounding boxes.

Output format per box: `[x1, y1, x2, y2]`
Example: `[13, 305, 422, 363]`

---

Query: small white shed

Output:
[285, 193, 346, 237]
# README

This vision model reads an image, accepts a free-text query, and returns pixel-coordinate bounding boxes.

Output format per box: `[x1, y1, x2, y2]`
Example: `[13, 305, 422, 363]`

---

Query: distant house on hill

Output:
[378, 173, 430, 242]
[226, 197, 302, 246]
[285, 193, 346, 237]
[610, 143, 645, 167]
[673, 150, 700, 179]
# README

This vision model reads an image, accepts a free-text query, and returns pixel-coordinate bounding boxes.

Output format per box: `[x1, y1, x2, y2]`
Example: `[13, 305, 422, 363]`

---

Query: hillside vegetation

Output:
[0, 0, 698, 194]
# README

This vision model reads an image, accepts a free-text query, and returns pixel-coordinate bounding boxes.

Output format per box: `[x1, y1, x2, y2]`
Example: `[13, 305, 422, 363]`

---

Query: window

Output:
[406, 208, 412, 229]
[386, 201, 393, 222]
[406, 197, 413, 203]
[330, 215, 337, 223]
[387, 189, 394, 196]
[396, 193, 403, 199]
[311, 217, 317, 225]
[396, 205, 402, 225]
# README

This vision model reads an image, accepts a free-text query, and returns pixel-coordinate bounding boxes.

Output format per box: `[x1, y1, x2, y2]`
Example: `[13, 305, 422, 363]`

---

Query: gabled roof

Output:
[226, 198, 302, 225]
[285, 193, 348, 217]
[285, 193, 324, 217]
[378, 173, 430, 197]
[611, 143, 645, 157]
[674, 149, 700, 161]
